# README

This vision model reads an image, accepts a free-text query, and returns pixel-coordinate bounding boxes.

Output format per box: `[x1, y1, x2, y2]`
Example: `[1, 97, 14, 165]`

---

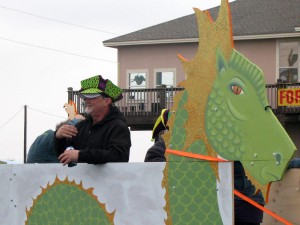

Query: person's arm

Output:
[54, 124, 77, 157]
[54, 131, 68, 157]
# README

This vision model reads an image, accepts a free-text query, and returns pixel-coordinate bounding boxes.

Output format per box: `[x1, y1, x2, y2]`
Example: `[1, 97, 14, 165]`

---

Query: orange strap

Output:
[166, 149, 228, 162]
[166, 148, 293, 225]
[234, 190, 292, 225]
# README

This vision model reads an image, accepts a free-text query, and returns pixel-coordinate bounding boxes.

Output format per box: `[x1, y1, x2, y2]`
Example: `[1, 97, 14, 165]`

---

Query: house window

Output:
[155, 69, 176, 87]
[127, 71, 147, 102]
[128, 72, 147, 88]
[278, 41, 299, 83]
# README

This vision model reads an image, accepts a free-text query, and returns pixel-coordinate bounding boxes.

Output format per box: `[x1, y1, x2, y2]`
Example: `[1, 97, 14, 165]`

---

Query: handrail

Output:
[67, 86, 185, 117]
[266, 82, 300, 114]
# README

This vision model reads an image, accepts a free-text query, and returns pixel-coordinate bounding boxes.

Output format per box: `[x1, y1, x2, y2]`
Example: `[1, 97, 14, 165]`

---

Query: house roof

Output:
[104, 0, 300, 47]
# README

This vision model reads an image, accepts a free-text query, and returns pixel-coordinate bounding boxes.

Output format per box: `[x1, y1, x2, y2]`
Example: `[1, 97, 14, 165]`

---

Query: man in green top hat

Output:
[55, 75, 131, 165]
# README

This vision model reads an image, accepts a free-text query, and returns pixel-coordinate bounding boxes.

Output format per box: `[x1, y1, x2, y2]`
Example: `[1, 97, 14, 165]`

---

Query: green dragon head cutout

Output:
[207, 48, 296, 186]
[163, 0, 296, 202]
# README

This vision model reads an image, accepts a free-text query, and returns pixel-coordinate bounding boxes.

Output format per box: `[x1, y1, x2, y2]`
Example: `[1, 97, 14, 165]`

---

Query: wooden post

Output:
[159, 85, 167, 111]
[67, 87, 73, 102]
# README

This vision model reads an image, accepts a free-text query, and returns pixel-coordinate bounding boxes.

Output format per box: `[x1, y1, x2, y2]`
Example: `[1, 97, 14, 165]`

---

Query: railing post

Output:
[276, 81, 287, 114]
[159, 85, 167, 111]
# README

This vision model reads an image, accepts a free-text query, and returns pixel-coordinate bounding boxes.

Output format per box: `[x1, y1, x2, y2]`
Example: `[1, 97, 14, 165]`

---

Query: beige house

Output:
[104, 0, 300, 88]
[101, 0, 300, 150]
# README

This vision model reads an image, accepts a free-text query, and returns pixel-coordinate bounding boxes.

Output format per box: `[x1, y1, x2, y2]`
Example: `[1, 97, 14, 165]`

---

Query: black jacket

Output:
[144, 136, 166, 162]
[56, 106, 131, 164]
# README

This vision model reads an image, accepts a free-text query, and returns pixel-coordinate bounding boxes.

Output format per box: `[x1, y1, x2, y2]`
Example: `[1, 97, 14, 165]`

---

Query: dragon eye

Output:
[231, 85, 244, 95]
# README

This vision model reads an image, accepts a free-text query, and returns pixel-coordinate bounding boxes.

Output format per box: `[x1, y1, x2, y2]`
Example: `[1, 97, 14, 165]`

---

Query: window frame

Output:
[277, 40, 300, 83]
[126, 70, 148, 104]
[153, 68, 177, 88]
[126, 69, 148, 89]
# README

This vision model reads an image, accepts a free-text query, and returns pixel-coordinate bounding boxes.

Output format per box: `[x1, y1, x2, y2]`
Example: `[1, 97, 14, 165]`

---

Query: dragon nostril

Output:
[273, 153, 282, 165]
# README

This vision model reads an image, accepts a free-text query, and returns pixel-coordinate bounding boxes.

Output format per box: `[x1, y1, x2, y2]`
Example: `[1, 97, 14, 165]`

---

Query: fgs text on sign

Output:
[278, 88, 300, 106]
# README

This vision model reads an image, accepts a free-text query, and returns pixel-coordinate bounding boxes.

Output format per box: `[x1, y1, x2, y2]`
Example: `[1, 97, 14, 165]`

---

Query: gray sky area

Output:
[0, 0, 234, 162]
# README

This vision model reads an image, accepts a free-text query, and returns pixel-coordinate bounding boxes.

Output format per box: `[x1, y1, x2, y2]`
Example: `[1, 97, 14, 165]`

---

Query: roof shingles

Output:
[104, 0, 300, 45]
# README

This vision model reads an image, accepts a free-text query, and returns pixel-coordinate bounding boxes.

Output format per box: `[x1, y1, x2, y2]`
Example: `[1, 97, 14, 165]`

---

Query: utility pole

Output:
[24, 105, 27, 163]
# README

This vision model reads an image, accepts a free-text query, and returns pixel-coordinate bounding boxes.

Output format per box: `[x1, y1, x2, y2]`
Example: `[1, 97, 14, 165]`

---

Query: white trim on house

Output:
[234, 33, 300, 41]
[104, 39, 198, 47]
[104, 33, 300, 47]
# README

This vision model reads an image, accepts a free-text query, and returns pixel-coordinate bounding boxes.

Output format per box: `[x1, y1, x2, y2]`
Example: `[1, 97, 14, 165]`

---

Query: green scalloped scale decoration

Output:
[25, 176, 114, 225]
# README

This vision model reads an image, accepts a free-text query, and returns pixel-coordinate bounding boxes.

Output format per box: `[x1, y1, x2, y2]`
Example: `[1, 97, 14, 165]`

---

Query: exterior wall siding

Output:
[117, 39, 279, 88]
[235, 39, 277, 84]
[118, 43, 197, 88]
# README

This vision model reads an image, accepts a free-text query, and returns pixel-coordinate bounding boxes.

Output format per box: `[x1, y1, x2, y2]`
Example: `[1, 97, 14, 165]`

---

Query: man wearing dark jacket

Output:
[55, 75, 131, 165]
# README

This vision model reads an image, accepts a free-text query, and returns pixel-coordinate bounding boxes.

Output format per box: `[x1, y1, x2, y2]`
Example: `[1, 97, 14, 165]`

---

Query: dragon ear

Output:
[216, 48, 228, 73]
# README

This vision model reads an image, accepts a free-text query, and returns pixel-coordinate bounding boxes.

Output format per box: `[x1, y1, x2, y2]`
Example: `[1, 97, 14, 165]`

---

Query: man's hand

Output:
[58, 149, 79, 166]
[56, 125, 78, 139]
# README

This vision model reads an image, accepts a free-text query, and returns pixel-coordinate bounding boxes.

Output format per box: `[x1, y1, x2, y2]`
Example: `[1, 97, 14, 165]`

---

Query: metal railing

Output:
[68, 83, 300, 116]
[67, 86, 185, 117]
[265, 82, 300, 114]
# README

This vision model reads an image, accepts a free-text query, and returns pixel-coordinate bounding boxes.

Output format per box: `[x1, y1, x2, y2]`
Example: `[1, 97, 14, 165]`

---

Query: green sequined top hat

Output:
[151, 109, 170, 141]
[79, 75, 123, 102]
